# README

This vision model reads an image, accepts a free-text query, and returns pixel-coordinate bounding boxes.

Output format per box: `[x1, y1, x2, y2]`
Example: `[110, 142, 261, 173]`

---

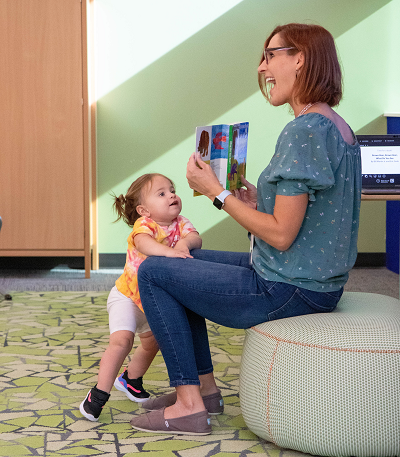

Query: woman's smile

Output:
[265, 77, 276, 93]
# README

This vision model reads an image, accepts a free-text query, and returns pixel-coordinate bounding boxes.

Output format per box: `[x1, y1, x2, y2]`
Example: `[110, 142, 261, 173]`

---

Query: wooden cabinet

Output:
[0, 0, 93, 276]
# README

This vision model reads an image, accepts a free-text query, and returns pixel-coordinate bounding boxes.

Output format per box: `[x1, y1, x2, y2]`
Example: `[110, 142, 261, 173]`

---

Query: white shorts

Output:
[107, 286, 151, 335]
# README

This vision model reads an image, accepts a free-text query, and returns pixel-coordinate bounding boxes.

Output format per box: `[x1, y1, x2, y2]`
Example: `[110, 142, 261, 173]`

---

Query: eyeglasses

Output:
[263, 47, 296, 64]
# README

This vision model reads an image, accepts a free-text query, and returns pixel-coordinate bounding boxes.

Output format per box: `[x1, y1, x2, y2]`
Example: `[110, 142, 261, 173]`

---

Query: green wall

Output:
[95, 0, 398, 257]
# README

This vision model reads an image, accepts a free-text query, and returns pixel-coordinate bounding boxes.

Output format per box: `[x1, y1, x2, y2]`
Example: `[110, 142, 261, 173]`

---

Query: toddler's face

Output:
[139, 175, 182, 226]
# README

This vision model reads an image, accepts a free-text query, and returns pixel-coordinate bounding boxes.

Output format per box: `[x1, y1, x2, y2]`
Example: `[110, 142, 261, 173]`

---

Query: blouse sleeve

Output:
[268, 123, 335, 201]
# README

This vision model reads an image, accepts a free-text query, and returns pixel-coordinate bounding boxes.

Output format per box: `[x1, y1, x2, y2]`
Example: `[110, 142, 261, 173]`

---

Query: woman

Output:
[130, 23, 361, 435]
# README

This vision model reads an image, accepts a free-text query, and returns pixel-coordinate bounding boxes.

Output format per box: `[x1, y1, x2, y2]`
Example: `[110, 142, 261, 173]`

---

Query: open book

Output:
[194, 122, 249, 195]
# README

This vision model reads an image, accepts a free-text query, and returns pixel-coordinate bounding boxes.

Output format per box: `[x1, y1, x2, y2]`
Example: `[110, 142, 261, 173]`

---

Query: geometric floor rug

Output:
[0, 292, 312, 457]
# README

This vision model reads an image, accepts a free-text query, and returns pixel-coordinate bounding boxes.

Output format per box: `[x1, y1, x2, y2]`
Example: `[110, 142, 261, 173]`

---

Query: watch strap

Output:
[213, 190, 232, 210]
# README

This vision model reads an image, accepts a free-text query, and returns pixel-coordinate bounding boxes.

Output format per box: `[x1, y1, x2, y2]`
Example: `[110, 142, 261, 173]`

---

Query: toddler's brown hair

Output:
[112, 173, 174, 226]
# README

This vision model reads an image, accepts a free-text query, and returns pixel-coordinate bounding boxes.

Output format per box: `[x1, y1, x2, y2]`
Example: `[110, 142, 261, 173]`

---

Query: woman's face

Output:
[258, 33, 301, 108]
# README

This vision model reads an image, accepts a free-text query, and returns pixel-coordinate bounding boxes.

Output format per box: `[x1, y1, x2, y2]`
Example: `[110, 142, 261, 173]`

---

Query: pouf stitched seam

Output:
[266, 339, 279, 445]
[251, 326, 400, 354]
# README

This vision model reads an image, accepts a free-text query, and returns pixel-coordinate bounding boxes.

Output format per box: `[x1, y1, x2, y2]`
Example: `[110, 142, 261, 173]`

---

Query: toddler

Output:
[79, 173, 202, 421]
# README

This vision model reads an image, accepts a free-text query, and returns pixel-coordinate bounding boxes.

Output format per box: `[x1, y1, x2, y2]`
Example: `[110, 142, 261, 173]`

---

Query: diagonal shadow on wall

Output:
[97, 0, 392, 196]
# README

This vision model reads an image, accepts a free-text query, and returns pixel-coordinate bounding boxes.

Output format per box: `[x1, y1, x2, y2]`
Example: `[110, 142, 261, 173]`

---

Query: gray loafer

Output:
[142, 390, 224, 415]
[130, 408, 211, 435]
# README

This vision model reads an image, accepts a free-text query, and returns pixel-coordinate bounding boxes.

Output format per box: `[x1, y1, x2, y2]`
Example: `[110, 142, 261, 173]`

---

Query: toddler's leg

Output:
[128, 331, 159, 378]
[80, 330, 134, 421]
[114, 331, 159, 402]
[97, 330, 134, 392]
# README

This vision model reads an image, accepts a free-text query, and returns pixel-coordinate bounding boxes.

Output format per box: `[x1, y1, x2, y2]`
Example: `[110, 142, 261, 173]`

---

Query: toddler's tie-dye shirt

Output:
[253, 113, 362, 291]
[115, 215, 197, 311]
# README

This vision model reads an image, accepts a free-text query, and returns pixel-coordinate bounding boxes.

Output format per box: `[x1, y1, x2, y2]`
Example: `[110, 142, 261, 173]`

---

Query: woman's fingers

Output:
[240, 175, 256, 191]
[194, 152, 204, 168]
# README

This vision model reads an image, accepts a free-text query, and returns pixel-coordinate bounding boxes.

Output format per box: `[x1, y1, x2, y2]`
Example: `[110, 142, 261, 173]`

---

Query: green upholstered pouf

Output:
[239, 292, 400, 457]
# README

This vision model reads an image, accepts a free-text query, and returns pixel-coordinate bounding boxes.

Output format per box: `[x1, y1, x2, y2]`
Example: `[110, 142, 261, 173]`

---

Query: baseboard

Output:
[0, 252, 387, 270]
[99, 252, 387, 269]
[354, 252, 386, 268]
[99, 254, 126, 268]
[0, 256, 85, 270]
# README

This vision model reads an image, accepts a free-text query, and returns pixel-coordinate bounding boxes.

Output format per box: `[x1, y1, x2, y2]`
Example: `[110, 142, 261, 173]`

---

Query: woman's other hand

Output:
[186, 153, 224, 200]
[231, 175, 257, 209]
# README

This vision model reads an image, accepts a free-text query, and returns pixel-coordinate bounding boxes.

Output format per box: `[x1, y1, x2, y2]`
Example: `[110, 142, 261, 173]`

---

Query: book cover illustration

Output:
[194, 122, 249, 195]
[228, 122, 249, 191]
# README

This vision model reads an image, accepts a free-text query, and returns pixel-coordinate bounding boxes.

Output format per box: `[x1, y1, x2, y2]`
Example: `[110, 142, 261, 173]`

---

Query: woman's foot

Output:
[130, 408, 211, 435]
[142, 390, 224, 415]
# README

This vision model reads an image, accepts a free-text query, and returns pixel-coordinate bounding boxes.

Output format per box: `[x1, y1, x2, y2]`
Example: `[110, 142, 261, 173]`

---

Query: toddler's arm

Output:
[174, 232, 202, 256]
[134, 233, 193, 258]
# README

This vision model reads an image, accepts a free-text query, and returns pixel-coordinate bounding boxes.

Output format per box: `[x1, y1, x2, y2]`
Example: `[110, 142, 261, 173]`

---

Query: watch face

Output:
[213, 197, 223, 210]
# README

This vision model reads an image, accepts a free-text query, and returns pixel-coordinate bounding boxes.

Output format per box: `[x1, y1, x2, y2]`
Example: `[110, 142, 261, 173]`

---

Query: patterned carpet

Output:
[0, 292, 311, 457]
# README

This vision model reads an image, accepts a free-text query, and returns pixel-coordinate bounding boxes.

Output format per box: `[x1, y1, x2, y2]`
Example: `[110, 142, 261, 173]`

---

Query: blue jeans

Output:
[137, 250, 342, 387]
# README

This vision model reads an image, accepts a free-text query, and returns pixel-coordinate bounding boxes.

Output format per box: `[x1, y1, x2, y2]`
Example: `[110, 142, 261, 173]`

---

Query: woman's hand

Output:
[231, 175, 257, 209]
[186, 153, 224, 200]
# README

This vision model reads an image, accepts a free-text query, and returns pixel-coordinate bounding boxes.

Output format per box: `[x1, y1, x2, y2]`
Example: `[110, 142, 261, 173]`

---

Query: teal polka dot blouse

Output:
[253, 113, 362, 292]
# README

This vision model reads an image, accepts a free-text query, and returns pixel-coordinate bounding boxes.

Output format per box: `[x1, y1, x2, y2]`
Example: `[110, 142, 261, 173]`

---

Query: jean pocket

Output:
[263, 281, 296, 299]
[267, 287, 343, 321]
[267, 289, 315, 321]
[297, 288, 343, 312]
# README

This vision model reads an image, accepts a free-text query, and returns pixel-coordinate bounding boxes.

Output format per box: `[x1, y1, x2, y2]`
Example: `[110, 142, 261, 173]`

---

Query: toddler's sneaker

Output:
[79, 386, 110, 421]
[114, 369, 150, 403]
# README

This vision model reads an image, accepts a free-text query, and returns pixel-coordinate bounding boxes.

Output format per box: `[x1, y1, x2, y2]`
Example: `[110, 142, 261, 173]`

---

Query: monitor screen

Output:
[357, 134, 400, 190]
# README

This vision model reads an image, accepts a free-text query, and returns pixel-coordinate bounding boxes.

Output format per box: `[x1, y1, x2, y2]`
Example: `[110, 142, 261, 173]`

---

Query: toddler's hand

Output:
[172, 240, 193, 258]
[166, 249, 193, 259]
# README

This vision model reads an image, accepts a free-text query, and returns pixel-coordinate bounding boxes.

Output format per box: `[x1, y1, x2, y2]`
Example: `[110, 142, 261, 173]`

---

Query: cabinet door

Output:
[0, 0, 85, 251]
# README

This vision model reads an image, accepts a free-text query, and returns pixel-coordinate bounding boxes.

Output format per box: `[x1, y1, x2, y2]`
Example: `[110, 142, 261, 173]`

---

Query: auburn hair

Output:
[258, 23, 342, 107]
[112, 173, 174, 227]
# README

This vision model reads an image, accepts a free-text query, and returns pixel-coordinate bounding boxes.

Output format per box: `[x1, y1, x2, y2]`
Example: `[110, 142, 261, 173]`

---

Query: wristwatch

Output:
[213, 190, 232, 210]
